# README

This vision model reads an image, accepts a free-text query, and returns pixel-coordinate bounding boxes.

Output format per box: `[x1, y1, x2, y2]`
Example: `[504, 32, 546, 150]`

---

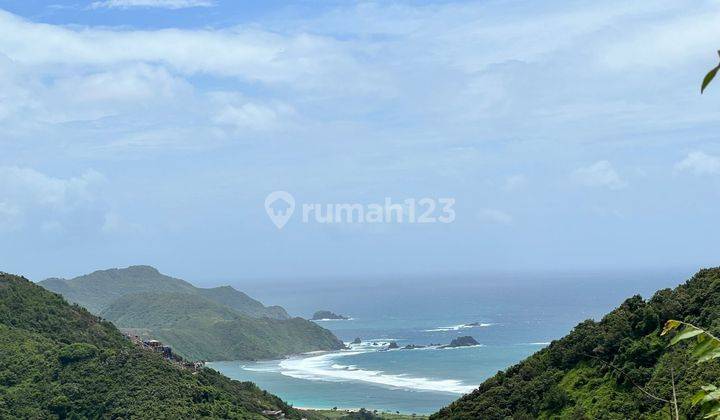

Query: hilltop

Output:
[40, 265, 289, 319]
[432, 268, 720, 419]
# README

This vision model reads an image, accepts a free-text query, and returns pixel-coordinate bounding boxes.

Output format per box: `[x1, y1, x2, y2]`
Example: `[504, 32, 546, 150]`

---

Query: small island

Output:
[442, 336, 480, 348]
[311, 310, 349, 320]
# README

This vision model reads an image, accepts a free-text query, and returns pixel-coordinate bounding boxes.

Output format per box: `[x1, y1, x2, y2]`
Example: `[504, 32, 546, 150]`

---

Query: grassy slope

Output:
[102, 292, 345, 361]
[39, 265, 197, 314]
[432, 268, 720, 419]
[0, 272, 317, 419]
[198, 285, 290, 320]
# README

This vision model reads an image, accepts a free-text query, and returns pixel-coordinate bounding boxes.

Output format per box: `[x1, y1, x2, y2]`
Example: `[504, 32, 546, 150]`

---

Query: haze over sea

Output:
[210, 269, 690, 414]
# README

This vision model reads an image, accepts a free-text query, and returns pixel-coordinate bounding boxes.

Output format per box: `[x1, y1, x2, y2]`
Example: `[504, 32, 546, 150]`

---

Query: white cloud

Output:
[476, 208, 513, 225]
[42, 64, 193, 123]
[53, 65, 190, 103]
[0, 167, 106, 230]
[1, 1, 719, 274]
[599, 9, 720, 70]
[0, 166, 105, 208]
[0, 8, 387, 151]
[213, 100, 295, 132]
[0, 1, 716, 158]
[0, 10, 361, 88]
[675, 151, 720, 175]
[573, 160, 627, 190]
[90, 0, 215, 9]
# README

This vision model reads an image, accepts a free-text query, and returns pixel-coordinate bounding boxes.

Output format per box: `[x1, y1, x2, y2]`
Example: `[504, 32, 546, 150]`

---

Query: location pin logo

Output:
[265, 191, 295, 229]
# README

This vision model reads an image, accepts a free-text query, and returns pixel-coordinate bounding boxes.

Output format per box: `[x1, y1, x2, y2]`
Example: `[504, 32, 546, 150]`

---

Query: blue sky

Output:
[1, 0, 720, 282]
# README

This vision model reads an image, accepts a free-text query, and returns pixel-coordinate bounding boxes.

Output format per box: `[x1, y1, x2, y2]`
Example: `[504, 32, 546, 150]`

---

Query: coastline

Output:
[298, 407, 429, 419]
[208, 320, 543, 415]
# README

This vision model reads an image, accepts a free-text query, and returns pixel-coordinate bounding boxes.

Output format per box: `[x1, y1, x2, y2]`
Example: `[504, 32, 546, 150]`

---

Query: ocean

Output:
[209, 269, 688, 414]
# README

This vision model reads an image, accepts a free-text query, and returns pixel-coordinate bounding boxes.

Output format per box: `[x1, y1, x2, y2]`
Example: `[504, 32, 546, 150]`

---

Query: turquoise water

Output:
[211, 336, 541, 414]
[210, 270, 687, 414]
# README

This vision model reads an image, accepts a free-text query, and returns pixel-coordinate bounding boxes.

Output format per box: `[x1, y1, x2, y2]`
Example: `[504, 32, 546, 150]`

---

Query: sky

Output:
[1, 0, 720, 283]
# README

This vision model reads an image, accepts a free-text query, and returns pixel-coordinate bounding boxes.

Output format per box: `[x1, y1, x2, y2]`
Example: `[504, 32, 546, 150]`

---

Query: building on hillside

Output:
[140, 339, 173, 360]
[144, 339, 162, 349]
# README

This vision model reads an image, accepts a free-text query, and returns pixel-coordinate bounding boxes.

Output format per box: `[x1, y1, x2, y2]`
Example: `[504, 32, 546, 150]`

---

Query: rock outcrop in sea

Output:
[311, 310, 349, 320]
[442, 336, 479, 348]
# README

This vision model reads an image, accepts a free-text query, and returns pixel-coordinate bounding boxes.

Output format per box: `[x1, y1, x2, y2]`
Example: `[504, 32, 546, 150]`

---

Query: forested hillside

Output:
[432, 268, 720, 419]
[0, 272, 310, 419]
[40, 265, 345, 361]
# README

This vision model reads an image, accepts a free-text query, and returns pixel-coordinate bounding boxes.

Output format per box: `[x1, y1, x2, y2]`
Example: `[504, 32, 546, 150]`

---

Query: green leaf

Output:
[663, 321, 720, 354]
[702, 64, 720, 94]
[698, 347, 720, 363]
[694, 389, 710, 405]
[670, 327, 704, 345]
[665, 322, 720, 417]
[693, 337, 720, 360]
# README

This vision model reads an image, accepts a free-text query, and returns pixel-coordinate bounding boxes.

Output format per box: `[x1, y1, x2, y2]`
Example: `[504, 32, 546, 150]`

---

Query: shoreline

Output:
[209, 339, 488, 415]
[297, 407, 431, 418]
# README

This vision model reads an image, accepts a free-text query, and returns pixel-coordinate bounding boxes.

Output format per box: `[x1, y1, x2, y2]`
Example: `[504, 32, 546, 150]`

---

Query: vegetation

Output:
[432, 268, 720, 419]
[0, 271, 314, 419]
[102, 292, 345, 361]
[40, 265, 345, 361]
[702, 51, 720, 93]
[663, 320, 720, 418]
[40, 265, 289, 319]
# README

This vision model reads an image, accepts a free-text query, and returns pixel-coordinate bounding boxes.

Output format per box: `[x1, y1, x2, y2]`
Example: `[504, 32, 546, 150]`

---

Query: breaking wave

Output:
[423, 323, 493, 332]
[276, 350, 477, 394]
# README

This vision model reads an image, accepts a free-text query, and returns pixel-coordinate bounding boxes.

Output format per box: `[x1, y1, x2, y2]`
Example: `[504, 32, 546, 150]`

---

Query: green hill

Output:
[432, 268, 720, 419]
[101, 292, 345, 361]
[198, 285, 289, 320]
[39, 266, 345, 361]
[40, 265, 290, 319]
[101, 292, 241, 328]
[0, 271, 311, 419]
